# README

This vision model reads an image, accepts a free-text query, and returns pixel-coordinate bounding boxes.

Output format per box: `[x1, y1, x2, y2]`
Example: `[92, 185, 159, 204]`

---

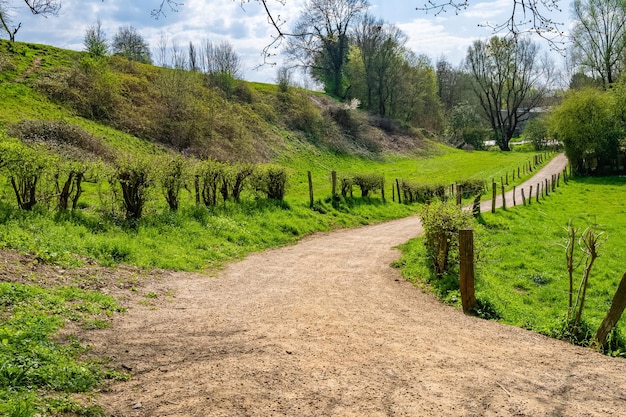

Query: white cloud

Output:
[464, 0, 511, 19]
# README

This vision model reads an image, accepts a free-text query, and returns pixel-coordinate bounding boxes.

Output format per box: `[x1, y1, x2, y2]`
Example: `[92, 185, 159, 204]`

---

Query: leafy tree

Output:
[112, 25, 152, 64]
[466, 36, 553, 151]
[549, 87, 621, 174]
[84, 19, 108, 58]
[521, 116, 549, 150]
[285, 0, 369, 98]
[436, 57, 475, 115]
[570, 0, 626, 89]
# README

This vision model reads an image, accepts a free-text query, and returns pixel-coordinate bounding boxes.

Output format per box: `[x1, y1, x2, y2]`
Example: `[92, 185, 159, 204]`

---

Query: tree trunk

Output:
[594, 271, 626, 349]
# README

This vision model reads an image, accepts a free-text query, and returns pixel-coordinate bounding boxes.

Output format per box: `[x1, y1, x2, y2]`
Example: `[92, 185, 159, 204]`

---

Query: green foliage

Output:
[0, 282, 125, 415]
[0, 139, 51, 210]
[420, 200, 473, 276]
[549, 87, 622, 175]
[253, 165, 288, 200]
[400, 181, 446, 203]
[158, 155, 188, 211]
[352, 173, 384, 197]
[113, 155, 154, 221]
[521, 116, 549, 150]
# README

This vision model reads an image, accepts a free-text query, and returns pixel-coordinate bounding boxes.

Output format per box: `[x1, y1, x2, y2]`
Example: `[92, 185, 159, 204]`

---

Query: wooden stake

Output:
[307, 171, 314, 208]
[459, 229, 476, 314]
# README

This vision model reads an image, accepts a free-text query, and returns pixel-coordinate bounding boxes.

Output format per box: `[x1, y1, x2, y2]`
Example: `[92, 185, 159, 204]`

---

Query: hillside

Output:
[0, 40, 434, 162]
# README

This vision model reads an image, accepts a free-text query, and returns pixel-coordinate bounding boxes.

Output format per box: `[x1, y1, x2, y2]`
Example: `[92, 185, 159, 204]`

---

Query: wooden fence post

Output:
[521, 188, 526, 206]
[472, 194, 481, 217]
[513, 186, 516, 206]
[501, 183, 506, 210]
[491, 180, 496, 213]
[396, 179, 402, 204]
[308, 171, 314, 208]
[381, 177, 386, 203]
[528, 186, 532, 205]
[331, 170, 337, 199]
[459, 229, 476, 314]
[518, 166, 520, 178]
[392, 184, 395, 202]
[456, 184, 462, 205]
[545, 178, 549, 196]
[536, 182, 540, 202]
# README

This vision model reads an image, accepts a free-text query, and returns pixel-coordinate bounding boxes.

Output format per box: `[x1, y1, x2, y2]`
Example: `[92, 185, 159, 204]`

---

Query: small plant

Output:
[352, 173, 384, 197]
[420, 200, 473, 277]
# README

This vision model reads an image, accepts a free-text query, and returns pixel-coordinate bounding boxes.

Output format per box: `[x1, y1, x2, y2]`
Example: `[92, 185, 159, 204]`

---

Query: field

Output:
[397, 175, 626, 355]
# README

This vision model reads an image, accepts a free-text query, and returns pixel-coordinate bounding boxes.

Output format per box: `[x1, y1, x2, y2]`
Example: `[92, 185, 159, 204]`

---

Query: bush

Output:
[456, 179, 485, 199]
[400, 181, 446, 203]
[253, 165, 288, 200]
[158, 155, 188, 211]
[352, 173, 384, 197]
[420, 200, 473, 276]
[113, 155, 154, 221]
[7, 120, 113, 161]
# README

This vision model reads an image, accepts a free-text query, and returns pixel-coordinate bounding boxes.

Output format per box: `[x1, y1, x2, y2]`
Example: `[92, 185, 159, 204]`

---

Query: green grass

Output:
[0, 282, 127, 416]
[397, 176, 626, 356]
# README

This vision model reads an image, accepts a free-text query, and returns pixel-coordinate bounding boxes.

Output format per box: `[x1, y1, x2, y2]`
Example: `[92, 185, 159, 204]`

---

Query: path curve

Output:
[89, 154, 626, 416]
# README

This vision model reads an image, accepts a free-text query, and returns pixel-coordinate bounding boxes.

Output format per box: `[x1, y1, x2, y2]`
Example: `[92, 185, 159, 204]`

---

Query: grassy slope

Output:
[398, 176, 626, 354]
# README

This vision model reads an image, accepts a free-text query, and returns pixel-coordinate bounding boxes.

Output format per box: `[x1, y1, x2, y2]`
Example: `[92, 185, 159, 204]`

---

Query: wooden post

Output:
[552, 175, 556, 191]
[194, 175, 200, 205]
[307, 171, 314, 208]
[557, 173, 560, 187]
[459, 229, 476, 314]
[491, 180, 496, 213]
[521, 188, 526, 206]
[501, 183, 506, 210]
[396, 179, 402, 204]
[381, 177, 386, 203]
[536, 182, 540, 202]
[513, 186, 516, 206]
[518, 166, 520, 178]
[472, 194, 481, 217]
[392, 184, 395, 202]
[331, 170, 337, 199]
[528, 186, 532, 205]
[545, 178, 549, 196]
[456, 184, 462, 205]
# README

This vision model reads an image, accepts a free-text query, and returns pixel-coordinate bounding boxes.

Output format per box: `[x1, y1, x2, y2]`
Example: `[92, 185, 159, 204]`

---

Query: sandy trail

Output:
[89, 154, 626, 416]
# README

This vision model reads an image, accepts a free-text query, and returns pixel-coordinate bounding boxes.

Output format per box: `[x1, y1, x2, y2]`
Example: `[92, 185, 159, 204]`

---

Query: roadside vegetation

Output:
[397, 176, 626, 356]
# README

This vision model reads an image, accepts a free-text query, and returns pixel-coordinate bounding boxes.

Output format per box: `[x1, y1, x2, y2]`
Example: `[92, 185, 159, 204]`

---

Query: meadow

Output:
[397, 175, 626, 356]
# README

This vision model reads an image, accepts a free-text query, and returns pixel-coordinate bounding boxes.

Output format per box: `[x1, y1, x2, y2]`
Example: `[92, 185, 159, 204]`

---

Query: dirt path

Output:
[89, 154, 626, 416]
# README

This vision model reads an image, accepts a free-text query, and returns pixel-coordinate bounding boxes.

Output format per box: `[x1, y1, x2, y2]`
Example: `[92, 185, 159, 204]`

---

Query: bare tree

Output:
[570, 0, 626, 88]
[466, 36, 553, 151]
[285, 0, 369, 97]
[202, 39, 242, 78]
[188, 41, 198, 72]
[0, 0, 60, 41]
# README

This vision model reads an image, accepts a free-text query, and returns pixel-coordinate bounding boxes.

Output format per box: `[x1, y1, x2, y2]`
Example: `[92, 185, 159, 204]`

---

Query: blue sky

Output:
[7, 0, 570, 83]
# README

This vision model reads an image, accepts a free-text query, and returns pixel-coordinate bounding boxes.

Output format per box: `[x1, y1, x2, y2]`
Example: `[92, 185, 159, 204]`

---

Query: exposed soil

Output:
[3, 154, 625, 415]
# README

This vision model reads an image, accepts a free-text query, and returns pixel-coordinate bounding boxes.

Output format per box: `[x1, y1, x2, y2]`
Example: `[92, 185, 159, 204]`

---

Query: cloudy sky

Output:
[8, 0, 570, 83]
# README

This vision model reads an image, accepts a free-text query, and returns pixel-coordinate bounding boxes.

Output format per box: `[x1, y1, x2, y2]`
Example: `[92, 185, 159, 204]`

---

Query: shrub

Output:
[400, 181, 446, 203]
[0, 140, 51, 211]
[352, 173, 384, 197]
[7, 120, 113, 161]
[420, 200, 473, 276]
[253, 165, 288, 200]
[195, 159, 225, 207]
[456, 179, 485, 199]
[113, 155, 154, 221]
[158, 155, 188, 211]
[340, 177, 353, 197]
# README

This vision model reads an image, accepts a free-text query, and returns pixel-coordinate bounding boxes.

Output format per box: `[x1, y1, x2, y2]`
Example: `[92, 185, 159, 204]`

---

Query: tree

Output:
[112, 25, 152, 64]
[84, 19, 108, 57]
[549, 87, 622, 174]
[285, 0, 369, 97]
[570, 0, 626, 89]
[436, 57, 475, 115]
[202, 40, 242, 78]
[0, 0, 60, 41]
[466, 36, 553, 151]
